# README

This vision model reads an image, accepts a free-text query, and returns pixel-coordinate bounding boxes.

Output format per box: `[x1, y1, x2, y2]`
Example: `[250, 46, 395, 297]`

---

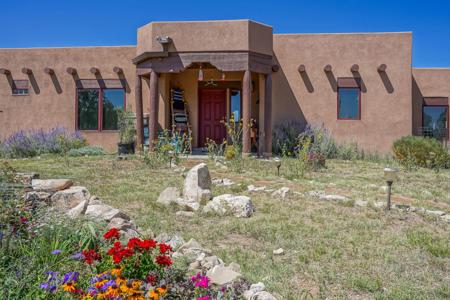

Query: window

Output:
[338, 87, 360, 120]
[230, 90, 241, 122]
[77, 88, 125, 131]
[12, 80, 29, 96]
[423, 105, 448, 139]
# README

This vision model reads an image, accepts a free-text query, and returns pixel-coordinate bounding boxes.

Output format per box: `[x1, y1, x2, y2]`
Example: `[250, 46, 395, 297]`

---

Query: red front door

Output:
[199, 89, 227, 147]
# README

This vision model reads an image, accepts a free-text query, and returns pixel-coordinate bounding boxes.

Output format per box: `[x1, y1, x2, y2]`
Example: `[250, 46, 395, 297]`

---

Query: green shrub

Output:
[393, 136, 449, 169]
[68, 146, 106, 157]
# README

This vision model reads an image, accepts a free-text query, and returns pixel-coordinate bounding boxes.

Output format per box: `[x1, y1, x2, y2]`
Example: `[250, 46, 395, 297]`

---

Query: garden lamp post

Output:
[168, 150, 175, 167]
[274, 157, 282, 176]
[383, 167, 399, 210]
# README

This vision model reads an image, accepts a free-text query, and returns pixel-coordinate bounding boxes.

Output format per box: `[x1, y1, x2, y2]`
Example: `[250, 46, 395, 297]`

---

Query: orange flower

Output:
[111, 266, 123, 277]
[61, 281, 76, 293]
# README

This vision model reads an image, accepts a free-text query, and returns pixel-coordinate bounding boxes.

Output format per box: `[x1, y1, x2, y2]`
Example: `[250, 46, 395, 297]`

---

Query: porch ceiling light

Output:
[198, 65, 204, 81]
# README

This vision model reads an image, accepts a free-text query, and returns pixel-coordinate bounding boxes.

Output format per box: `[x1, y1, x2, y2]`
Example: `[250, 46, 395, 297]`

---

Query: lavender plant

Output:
[0, 126, 85, 158]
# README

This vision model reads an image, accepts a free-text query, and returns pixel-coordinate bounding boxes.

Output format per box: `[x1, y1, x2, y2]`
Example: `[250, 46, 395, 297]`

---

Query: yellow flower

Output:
[115, 276, 126, 286]
[111, 266, 123, 277]
[61, 282, 76, 293]
[131, 280, 142, 290]
[81, 296, 93, 300]
[149, 287, 168, 300]
[120, 282, 134, 294]
[105, 285, 120, 297]
[128, 293, 145, 300]
[95, 279, 108, 289]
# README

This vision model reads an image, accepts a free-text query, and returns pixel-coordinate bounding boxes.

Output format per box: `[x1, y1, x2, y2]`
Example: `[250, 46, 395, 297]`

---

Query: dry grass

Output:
[4, 155, 450, 299]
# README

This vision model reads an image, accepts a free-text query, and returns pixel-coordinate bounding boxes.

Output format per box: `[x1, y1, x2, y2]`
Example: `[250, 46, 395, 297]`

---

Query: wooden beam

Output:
[298, 64, 306, 73]
[135, 74, 144, 148]
[324, 64, 332, 72]
[66, 67, 77, 75]
[0, 68, 10, 75]
[113, 67, 123, 74]
[242, 69, 251, 156]
[378, 64, 387, 72]
[272, 65, 280, 72]
[351, 64, 359, 72]
[148, 70, 159, 151]
[22, 68, 32, 75]
[90, 67, 100, 75]
[44, 67, 54, 75]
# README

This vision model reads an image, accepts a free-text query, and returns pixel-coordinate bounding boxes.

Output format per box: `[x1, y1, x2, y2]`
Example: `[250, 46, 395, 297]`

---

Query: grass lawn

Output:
[4, 155, 450, 299]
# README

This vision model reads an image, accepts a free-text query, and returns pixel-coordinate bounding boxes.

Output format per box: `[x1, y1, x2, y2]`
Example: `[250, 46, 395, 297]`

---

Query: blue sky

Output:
[1, 0, 450, 67]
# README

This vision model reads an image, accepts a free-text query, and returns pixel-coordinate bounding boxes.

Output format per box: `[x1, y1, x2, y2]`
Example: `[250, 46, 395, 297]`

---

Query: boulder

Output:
[51, 186, 90, 210]
[273, 248, 284, 255]
[108, 217, 136, 231]
[157, 187, 181, 206]
[32, 179, 72, 192]
[203, 194, 254, 218]
[425, 210, 446, 217]
[206, 265, 241, 286]
[67, 199, 90, 218]
[200, 255, 223, 270]
[24, 191, 52, 203]
[15, 172, 39, 185]
[228, 262, 241, 273]
[271, 187, 290, 198]
[175, 198, 201, 211]
[243, 282, 266, 300]
[85, 204, 130, 221]
[440, 214, 450, 222]
[183, 163, 212, 208]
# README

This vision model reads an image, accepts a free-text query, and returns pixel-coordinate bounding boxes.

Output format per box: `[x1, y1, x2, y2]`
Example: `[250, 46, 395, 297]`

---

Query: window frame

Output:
[337, 87, 361, 120]
[12, 80, 30, 96]
[75, 87, 126, 132]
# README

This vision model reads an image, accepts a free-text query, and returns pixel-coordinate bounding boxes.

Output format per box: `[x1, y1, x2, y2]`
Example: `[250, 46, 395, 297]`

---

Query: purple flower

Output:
[51, 249, 62, 255]
[62, 271, 79, 284]
[100, 280, 116, 291]
[71, 252, 83, 260]
[40, 271, 59, 293]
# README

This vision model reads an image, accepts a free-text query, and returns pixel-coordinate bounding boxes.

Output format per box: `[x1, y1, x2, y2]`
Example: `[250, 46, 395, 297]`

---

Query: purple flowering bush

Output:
[0, 126, 86, 158]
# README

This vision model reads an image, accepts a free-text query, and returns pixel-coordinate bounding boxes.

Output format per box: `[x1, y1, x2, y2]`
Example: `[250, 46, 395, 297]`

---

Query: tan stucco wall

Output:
[272, 32, 413, 153]
[137, 20, 273, 56]
[412, 68, 450, 138]
[0, 46, 136, 151]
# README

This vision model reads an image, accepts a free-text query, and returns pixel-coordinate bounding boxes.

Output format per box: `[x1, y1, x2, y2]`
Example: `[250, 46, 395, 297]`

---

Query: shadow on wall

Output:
[25, 71, 40, 94]
[49, 72, 63, 94]
[379, 70, 394, 94]
[272, 54, 306, 127]
[299, 69, 314, 93]
[411, 76, 423, 135]
[351, 70, 367, 93]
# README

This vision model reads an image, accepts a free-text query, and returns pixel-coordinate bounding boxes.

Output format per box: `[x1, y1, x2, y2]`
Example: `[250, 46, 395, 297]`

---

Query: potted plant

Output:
[117, 107, 136, 155]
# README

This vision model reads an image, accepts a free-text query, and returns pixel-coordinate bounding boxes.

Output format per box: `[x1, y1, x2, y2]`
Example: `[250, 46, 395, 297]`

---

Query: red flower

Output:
[138, 239, 157, 250]
[103, 228, 120, 240]
[82, 249, 101, 265]
[147, 274, 157, 284]
[155, 255, 172, 266]
[107, 241, 134, 264]
[127, 237, 143, 250]
[159, 243, 172, 254]
[19, 216, 28, 223]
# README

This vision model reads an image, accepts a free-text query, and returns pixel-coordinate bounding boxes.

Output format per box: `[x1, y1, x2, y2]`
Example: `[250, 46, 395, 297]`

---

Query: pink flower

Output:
[197, 297, 210, 300]
[191, 272, 209, 288]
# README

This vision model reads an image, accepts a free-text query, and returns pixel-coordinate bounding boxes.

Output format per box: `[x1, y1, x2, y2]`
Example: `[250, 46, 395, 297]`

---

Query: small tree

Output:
[117, 107, 136, 145]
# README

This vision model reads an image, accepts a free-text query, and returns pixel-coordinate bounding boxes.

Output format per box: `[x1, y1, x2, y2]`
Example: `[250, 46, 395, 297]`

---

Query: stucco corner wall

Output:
[0, 46, 137, 152]
[272, 32, 413, 153]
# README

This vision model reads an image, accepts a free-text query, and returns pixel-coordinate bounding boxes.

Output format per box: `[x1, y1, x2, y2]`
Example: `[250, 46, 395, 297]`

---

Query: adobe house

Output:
[0, 20, 449, 154]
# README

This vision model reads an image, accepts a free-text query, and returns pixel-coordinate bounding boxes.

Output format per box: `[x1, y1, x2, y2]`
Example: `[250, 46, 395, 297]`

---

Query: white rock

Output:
[307, 190, 326, 198]
[85, 204, 130, 221]
[319, 194, 347, 201]
[183, 163, 212, 207]
[440, 214, 450, 222]
[373, 201, 386, 208]
[24, 191, 52, 202]
[51, 186, 90, 210]
[203, 194, 254, 218]
[212, 178, 235, 186]
[355, 200, 368, 207]
[66, 199, 89, 218]
[247, 185, 267, 192]
[157, 187, 181, 206]
[271, 187, 290, 198]
[201, 255, 222, 270]
[206, 265, 241, 286]
[176, 198, 201, 211]
[176, 211, 194, 217]
[32, 179, 73, 192]
[425, 210, 446, 217]
[380, 185, 389, 192]
[250, 282, 265, 293]
[253, 291, 277, 300]
[273, 248, 284, 255]
[228, 262, 241, 273]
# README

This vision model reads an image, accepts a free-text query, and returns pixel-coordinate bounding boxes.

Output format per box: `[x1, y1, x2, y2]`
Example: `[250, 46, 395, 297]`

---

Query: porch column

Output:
[149, 70, 159, 151]
[264, 73, 272, 157]
[242, 69, 251, 156]
[135, 74, 144, 149]
[258, 74, 266, 156]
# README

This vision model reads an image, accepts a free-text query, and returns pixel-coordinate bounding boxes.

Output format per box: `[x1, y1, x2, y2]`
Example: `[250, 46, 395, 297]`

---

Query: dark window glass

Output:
[77, 90, 99, 130]
[12, 88, 29, 95]
[231, 90, 241, 122]
[423, 106, 448, 138]
[338, 88, 360, 119]
[102, 89, 125, 130]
